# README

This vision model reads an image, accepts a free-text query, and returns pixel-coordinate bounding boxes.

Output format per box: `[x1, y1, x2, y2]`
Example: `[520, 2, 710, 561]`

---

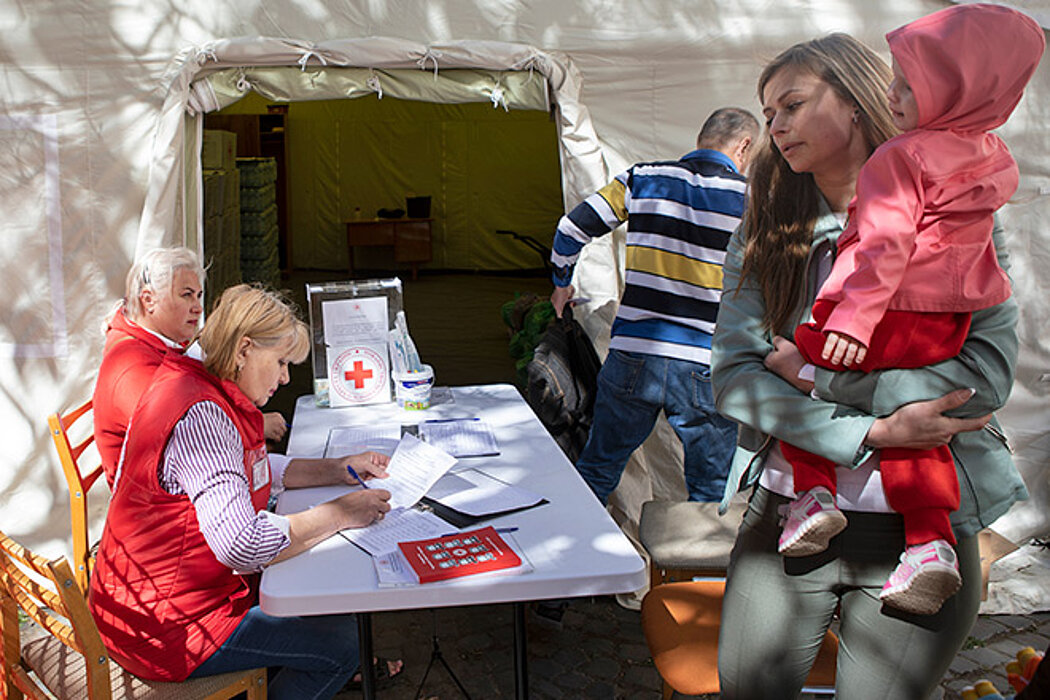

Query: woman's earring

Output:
[852, 111, 859, 124]
[235, 363, 243, 379]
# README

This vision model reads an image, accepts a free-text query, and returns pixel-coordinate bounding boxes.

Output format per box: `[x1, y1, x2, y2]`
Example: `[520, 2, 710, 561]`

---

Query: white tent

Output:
[2, 0, 1049, 610]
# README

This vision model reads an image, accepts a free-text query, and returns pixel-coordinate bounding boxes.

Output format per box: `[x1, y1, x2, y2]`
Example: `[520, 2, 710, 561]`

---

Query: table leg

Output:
[358, 611, 376, 699]
[513, 602, 528, 699]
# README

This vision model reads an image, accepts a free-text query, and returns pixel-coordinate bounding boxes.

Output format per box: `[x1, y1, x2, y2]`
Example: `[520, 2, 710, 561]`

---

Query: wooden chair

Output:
[0, 527, 266, 699]
[638, 499, 838, 698]
[47, 400, 104, 592]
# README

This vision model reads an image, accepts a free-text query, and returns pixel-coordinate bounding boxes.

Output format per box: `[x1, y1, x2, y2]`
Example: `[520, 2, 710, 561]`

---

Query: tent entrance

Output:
[195, 66, 565, 289]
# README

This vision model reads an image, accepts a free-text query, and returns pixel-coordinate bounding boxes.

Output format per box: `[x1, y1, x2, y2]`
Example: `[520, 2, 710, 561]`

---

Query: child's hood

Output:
[887, 3, 1045, 132]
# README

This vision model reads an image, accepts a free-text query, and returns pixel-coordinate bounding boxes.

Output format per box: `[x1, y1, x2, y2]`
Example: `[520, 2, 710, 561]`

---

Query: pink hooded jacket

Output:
[818, 3, 1045, 347]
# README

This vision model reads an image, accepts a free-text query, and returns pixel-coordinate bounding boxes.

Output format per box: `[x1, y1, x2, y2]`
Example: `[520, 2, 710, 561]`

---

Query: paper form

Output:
[383, 433, 457, 509]
[324, 425, 400, 458]
[340, 506, 450, 556]
[426, 469, 544, 516]
[419, 418, 500, 457]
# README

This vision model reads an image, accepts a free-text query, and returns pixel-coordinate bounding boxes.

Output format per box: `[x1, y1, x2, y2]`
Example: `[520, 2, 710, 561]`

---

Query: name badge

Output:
[251, 455, 270, 491]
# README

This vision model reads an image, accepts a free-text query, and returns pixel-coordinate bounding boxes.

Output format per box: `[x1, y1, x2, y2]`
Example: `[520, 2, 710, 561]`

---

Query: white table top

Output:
[259, 384, 646, 616]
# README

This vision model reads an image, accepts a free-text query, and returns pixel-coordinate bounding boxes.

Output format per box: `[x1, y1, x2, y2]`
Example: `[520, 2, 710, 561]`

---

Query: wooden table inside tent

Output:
[345, 217, 432, 280]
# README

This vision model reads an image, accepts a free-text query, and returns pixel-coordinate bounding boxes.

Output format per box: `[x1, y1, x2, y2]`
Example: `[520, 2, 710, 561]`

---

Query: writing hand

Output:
[332, 489, 392, 529]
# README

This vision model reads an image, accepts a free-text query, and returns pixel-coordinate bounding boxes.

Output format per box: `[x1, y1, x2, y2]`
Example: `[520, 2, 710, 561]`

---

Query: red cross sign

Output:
[344, 360, 373, 389]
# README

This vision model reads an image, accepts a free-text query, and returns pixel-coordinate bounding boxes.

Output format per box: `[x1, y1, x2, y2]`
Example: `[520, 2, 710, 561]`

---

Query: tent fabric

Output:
[1, 0, 1049, 613]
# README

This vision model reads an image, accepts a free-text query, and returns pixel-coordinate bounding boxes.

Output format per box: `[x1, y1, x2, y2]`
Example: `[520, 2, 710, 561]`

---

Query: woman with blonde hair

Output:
[712, 33, 1023, 698]
[89, 284, 401, 698]
[93, 248, 286, 488]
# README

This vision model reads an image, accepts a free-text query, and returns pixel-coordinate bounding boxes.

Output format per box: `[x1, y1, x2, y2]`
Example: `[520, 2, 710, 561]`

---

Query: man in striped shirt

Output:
[550, 107, 759, 503]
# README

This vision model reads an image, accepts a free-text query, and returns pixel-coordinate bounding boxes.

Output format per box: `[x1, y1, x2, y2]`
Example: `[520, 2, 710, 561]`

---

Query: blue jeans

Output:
[575, 349, 737, 503]
[189, 606, 359, 700]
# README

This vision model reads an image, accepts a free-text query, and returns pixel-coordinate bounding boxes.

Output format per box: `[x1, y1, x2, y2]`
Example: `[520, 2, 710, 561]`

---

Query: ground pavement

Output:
[333, 597, 1050, 699]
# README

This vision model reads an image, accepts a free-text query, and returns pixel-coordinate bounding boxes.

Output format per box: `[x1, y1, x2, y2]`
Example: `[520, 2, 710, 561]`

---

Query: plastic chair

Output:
[642, 579, 838, 698]
[47, 400, 103, 592]
[638, 500, 837, 698]
[0, 526, 266, 699]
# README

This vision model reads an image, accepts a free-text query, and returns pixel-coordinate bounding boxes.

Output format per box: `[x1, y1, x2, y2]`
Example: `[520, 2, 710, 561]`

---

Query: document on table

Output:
[340, 506, 450, 556]
[324, 425, 401, 458]
[426, 468, 544, 516]
[383, 433, 457, 509]
[419, 418, 500, 457]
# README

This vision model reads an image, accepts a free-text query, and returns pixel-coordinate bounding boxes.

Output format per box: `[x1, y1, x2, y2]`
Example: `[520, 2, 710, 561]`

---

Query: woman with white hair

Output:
[93, 247, 285, 488]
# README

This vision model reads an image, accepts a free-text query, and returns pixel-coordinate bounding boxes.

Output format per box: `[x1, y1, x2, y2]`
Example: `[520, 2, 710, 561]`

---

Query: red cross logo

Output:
[344, 360, 373, 388]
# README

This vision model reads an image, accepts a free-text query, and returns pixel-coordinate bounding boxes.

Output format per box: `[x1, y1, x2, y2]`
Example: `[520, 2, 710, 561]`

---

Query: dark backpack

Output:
[524, 307, 602, 462]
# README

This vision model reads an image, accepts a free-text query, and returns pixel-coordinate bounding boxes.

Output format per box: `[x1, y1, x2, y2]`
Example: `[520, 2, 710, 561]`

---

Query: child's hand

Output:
[821, 332, 867, 367]
[764, 336, 815, 394]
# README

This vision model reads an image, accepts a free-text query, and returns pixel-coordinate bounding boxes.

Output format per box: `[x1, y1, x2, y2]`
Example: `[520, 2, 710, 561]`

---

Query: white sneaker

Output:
[880, 539, 961, 615]
[777, 487, 848, 557]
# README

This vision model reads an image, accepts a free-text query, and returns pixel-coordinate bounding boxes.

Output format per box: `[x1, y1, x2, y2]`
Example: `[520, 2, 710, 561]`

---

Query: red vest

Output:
[92, 308, 176, 488]
[89, 352, 271, 681]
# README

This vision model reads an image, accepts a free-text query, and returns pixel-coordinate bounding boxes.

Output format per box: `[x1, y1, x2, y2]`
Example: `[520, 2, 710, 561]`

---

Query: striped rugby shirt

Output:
[551, 149, 748, 366]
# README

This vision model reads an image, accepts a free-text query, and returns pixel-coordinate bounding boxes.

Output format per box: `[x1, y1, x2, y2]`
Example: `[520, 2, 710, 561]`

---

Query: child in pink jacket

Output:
[769, 3, 1044, 615]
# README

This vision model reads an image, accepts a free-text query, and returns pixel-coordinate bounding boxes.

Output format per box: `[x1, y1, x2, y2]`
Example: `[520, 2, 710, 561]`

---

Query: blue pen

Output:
[346, 464, 370, 489]
[440, 527, 518, 537]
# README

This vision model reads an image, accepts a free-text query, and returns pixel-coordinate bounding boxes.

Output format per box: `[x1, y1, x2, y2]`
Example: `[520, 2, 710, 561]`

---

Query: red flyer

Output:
[397, 526, 522, 583]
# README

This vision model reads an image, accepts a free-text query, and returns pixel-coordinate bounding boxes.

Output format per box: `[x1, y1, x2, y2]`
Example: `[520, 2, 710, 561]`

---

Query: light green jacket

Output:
[711, 201, 1024, 537]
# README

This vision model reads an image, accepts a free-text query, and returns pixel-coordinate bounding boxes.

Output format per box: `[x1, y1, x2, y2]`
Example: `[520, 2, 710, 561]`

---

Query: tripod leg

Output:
[432, 636, 472, 699]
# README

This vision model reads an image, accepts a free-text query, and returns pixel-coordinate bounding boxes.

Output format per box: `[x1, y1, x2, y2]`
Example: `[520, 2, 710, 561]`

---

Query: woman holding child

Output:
[711, 28, 1027, 699]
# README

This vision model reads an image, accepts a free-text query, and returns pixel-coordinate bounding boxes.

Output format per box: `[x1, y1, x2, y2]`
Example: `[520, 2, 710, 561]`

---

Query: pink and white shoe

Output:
[880, 539, 962, 615]
[777, 486, 848, 557]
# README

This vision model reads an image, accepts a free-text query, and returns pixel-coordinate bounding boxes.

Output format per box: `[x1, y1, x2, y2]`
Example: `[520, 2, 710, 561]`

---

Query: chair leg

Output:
[662, 678, 674, 700]
[245, 668, 267, 699]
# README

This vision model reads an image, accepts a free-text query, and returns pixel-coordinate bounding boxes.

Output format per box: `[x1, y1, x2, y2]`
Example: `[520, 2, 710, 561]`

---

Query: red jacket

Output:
[88, 353, 270, 681]
[818, 4, 1044, 346]
[92, 307, 177, 488]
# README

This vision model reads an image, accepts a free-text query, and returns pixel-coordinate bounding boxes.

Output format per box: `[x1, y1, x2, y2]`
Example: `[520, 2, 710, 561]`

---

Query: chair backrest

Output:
[0, 527, 114, 698]
[47, 400, 103, 592]
[641, 580, 838, 697]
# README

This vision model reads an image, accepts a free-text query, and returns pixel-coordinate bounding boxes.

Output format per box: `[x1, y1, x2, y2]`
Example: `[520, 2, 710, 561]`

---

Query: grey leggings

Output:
[718, 486, 980, 700]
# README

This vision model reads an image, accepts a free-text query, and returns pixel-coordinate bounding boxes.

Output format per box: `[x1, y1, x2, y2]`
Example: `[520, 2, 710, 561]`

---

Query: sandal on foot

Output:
[346, 656, 404, 690]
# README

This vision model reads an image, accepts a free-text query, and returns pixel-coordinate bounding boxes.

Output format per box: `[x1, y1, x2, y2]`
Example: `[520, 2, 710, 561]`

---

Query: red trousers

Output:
[784, 299, 971, 546]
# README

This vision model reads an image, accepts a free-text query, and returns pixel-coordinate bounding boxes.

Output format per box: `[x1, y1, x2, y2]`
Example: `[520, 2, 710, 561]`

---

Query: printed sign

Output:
[322, 297, 391, 406]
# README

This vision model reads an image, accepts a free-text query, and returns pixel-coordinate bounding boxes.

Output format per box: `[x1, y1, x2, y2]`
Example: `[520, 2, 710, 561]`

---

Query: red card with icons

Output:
[397, 526, 522, 583]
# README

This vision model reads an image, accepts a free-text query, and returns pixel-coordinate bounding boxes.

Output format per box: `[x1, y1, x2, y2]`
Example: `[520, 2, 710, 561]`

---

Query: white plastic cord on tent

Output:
[489, 84, 508, 111]
[235, 74, 252, 93]
[195, 47, 218, 66]
[510, 53, 542, 84]
[366, 71, 383, 99]
[415, 48, 442, 79]
[297, 49, 329, 71]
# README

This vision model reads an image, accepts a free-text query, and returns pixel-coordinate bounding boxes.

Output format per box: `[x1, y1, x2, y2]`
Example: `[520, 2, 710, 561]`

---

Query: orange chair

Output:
[638, 500, 837, 698]
[642, 580, 838, 698]
[0, 526, 266, 699]
[47, 400, 104, 592]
